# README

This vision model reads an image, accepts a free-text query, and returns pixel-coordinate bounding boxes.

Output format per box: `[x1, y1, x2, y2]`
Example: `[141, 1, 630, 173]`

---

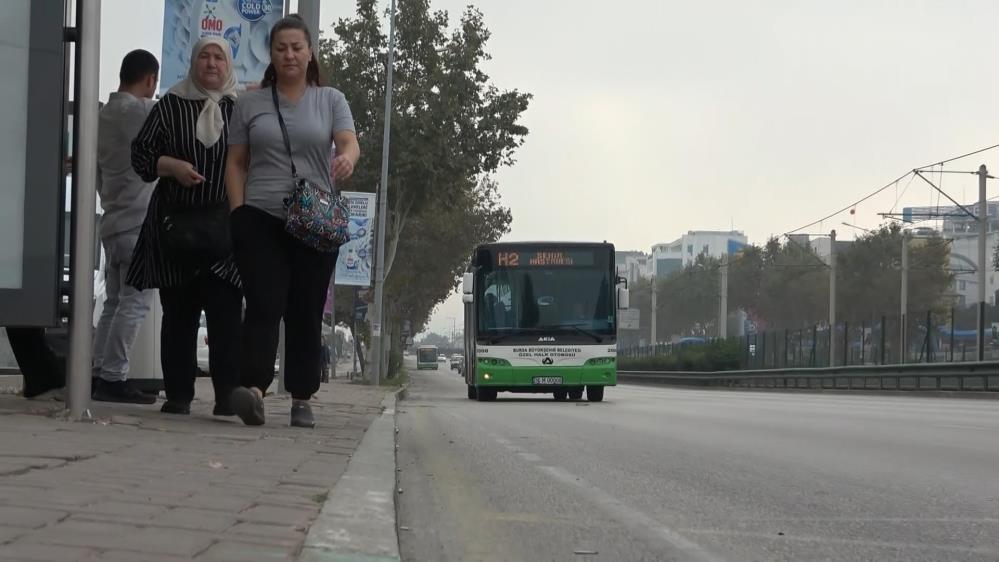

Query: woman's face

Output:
[271, 29, 312, 83]
[195, 44, 228, 90]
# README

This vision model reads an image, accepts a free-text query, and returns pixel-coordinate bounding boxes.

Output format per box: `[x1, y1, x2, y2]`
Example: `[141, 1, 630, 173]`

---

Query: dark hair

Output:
[119, 49, 159, 85]
[261, 14, 322, 87]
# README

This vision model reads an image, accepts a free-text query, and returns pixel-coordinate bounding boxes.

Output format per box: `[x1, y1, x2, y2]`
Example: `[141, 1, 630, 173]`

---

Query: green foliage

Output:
[650, 224, 954, 337]
[618, 339, 742, 372]
[319, 1, 530, 342]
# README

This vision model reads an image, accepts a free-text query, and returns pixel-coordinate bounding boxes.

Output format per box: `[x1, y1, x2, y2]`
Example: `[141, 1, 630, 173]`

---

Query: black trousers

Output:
[5, 327, 66, 397]
[231, 205, 337, 400]
[159, 271, 242, 403]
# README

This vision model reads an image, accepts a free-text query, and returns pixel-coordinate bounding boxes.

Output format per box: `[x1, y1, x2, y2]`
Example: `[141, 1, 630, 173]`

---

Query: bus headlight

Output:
[479, 358, 511, 367]
[585, 357, 616, 366]
[484, 373, 492, 380]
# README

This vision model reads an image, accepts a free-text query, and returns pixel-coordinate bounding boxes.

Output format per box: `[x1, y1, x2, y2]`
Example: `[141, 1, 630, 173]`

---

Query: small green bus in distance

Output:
[460, 242, 630, 402]
[416, 345, 439, 370]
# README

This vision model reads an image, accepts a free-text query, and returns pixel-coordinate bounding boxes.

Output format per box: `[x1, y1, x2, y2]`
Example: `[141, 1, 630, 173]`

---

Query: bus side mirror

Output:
[462, 273, 474, 303]
[617, 287, 630, 310]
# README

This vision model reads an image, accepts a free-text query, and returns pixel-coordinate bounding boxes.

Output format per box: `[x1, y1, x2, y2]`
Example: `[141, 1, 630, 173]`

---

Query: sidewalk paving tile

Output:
[0, 371, 390, 561]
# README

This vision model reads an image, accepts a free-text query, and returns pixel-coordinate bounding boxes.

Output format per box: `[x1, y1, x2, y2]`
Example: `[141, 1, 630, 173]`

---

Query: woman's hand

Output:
[331, 153, 356, 181]
[162, 157, 205, 187]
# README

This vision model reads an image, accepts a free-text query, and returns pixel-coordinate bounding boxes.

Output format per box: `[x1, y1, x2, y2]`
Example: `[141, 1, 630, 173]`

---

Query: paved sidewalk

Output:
[0, 371, 393, 561]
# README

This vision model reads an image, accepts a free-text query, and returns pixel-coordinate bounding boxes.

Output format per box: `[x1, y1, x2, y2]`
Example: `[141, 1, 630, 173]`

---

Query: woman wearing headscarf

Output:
[128, 37, 242, 416]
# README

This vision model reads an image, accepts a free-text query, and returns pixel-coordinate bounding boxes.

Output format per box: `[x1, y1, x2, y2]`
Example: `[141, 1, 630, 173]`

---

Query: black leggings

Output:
[231, 205, 337, 400]
[159, 272, 242, 403]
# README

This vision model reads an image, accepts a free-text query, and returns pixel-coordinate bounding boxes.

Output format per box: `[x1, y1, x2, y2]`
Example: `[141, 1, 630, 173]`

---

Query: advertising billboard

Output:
[160, 0, 286, 94]
[334, 192, 377, 287]
[0, 0, 66, 325]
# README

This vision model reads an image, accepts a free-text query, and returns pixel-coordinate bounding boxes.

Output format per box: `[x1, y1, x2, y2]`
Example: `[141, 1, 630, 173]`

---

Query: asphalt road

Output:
[395, 365, 999, 561]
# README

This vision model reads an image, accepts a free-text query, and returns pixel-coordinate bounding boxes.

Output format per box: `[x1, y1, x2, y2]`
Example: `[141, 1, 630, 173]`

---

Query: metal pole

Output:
[978, 164, 988, 361]
[369, 0, 397, 386]
[950, 307, 955, 362]
[650, 274, 657, 345]
[829, 230, 837, 367]
[68, 0, 101, 420]
[719, 260, 728, 338]
[901, 230, 909, 364]
[297, 0, 321, 37]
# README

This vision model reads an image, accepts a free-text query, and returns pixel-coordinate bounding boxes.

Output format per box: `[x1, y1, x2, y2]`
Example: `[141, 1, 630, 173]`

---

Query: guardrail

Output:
[618, 361, 999, 392]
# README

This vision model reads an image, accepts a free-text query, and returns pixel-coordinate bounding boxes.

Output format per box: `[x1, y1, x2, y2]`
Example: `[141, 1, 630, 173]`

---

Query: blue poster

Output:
[334, 192, 377, 287]
[160, 0, 285, 94]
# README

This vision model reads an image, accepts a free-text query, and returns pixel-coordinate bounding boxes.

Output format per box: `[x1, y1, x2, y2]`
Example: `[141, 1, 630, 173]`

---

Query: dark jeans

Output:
[231, 205, 337, 400]
[159, 272, 242, 403]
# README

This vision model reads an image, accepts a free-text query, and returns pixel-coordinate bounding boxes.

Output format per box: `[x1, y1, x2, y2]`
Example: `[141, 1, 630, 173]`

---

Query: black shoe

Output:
[92, 380, 157, 405]
[213, 400, 235, 416]
[229, 387, 265, 426]
[160, 400, 191, 415]
[290, 401, 315, 428]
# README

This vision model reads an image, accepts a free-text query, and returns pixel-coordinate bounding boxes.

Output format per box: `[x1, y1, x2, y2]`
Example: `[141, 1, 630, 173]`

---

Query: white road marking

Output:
[536, 464, 723, 562]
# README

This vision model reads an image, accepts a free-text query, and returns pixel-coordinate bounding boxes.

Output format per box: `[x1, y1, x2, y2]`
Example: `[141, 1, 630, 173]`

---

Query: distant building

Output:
[903, 203, 999, 308]
[615, 250, 651, 284]
[650, 230, 748, 277]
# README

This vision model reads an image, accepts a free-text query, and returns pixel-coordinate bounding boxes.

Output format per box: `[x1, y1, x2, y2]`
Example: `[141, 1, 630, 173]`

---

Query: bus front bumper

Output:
[474, 364, 616, 388]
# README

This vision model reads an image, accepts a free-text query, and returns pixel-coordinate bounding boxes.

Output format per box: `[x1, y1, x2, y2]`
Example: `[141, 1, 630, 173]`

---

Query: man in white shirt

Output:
[92, 50, 160, 404]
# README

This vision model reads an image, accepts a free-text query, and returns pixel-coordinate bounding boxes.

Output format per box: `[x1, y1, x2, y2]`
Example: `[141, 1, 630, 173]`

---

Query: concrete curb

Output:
[298, 385, 406, 562]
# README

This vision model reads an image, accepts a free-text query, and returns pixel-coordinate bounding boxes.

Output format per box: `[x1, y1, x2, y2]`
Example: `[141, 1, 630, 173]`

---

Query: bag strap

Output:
[271, 84, 298, 179]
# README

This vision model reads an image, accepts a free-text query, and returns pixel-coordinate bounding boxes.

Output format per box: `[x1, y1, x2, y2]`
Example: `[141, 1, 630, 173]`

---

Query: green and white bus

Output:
[416, 345, 439, 370]
[461, 242, 629, 402]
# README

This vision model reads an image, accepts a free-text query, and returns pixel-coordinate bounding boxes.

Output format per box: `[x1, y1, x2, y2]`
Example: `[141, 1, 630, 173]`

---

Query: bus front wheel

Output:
[476, 387, 497, 402]
[568, 388, 583, 400]
[467, 385, 477, 400]
[553, 390, 568, 401]
[586, 386, 604, 402]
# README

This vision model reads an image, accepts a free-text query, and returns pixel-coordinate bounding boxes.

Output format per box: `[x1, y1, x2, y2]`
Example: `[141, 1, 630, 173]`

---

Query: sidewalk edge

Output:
[298, 385, 406, 562]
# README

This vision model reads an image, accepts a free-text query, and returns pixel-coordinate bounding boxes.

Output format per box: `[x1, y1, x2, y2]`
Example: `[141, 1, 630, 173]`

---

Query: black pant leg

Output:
[231, 205, 289, 394]
[283, 243, 337, 400]
[159, 281, 202, 403]
[6, 327, 65, 397]
[201, 274, 243, 401]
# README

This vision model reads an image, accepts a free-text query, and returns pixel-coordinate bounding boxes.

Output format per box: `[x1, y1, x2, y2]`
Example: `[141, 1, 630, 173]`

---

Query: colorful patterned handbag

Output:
[272, 85, 350, 253]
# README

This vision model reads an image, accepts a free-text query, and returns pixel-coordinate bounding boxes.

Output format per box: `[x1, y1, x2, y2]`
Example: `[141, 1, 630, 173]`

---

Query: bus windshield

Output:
[417, 347, 437, 363]
[476, 266, 614, 339]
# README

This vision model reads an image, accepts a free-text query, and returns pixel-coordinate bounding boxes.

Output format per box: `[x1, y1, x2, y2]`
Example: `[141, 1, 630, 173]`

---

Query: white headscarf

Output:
[167, 37, 238, 146]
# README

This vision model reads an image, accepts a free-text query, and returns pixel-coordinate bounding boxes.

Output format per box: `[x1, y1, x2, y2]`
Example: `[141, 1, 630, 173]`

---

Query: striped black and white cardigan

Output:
[126, 93, 240, 290]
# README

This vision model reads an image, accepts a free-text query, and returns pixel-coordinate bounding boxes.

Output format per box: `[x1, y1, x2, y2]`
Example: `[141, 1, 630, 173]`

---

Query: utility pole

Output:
[650, 274, 657, 346]
[829, 230, 837, 367]
[369, 0, 397, 386]
[901, 230, 909, 364]
[719, 259, 728, 338]
[978, 164, 988, 361]
[68, 0, 101, 419]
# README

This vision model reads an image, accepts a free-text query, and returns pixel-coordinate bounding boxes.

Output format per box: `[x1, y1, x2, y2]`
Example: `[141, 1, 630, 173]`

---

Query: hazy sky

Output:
[100, 1, 999, 336]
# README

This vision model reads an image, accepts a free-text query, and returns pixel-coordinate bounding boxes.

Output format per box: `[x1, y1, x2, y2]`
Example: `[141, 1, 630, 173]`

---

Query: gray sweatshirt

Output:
[97, 91, 157, 238]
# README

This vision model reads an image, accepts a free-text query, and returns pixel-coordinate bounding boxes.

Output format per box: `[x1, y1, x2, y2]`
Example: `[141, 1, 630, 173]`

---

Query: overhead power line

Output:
[785, 142, 999, 237]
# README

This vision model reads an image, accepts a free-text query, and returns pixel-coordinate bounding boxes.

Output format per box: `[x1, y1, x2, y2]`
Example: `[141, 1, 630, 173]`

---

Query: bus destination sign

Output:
[493, 249, 596, 268]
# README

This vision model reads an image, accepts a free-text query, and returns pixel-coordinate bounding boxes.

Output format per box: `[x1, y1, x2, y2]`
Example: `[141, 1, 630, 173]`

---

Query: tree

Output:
[320, 1, 530, 373]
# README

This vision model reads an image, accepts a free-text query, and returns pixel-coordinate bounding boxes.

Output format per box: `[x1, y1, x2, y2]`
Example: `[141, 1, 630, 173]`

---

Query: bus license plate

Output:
[533, 376, 562, 385]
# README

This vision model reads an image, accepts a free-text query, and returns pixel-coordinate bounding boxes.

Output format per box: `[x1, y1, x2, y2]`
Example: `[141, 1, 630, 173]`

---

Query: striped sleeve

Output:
[130, 100, 167, 182]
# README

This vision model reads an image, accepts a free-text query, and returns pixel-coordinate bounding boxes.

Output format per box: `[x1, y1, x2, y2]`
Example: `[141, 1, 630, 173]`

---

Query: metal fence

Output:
[620, 308, 993, 369]
[618, 361, 999, 392]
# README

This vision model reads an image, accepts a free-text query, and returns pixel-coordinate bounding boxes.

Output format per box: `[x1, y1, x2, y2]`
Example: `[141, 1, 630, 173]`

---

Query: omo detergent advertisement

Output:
[334, 192, 376, 287]
[160, 0, 285, 94]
